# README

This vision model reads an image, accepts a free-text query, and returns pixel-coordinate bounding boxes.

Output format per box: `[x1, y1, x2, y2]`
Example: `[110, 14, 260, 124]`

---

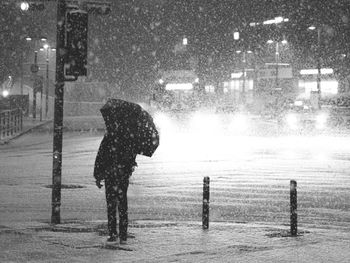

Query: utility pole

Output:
[32, 51, 38, 120]
[51, 0, 66, 224]
[275, 42, 279, 91]
[316, 27, 322, 109]
[242, 51, 246, 104]
[45, 49, 49, 118]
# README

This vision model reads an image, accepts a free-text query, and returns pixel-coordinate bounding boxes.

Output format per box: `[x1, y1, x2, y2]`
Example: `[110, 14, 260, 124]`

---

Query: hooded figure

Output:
[94, 121, 137, 244]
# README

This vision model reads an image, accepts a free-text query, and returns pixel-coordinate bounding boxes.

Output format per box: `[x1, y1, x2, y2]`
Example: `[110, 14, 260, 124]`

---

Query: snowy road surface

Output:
[0, 128, 349, 233]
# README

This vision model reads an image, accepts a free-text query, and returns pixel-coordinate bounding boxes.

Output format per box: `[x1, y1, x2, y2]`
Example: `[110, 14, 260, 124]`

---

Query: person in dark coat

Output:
[94, 121, 137, 244]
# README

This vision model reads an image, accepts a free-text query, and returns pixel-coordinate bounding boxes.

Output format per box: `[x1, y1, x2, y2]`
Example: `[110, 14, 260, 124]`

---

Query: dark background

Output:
[1, 0, 349, 96]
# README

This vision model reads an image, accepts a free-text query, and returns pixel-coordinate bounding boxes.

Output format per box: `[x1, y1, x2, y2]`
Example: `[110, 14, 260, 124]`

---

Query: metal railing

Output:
[0, 109, 23, 140]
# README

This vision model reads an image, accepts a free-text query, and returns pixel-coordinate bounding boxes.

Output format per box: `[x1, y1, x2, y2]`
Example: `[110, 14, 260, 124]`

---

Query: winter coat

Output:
[94, 133, 137, 182]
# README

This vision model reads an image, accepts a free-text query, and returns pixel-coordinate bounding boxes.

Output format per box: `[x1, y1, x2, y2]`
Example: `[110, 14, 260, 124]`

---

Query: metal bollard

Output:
[202, 176, 210, 229]
[290, 180, 297, 236]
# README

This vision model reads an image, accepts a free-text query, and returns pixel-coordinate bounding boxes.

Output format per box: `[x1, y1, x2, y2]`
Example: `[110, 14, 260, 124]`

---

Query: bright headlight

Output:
[190, 112, 220, 134]
[227, 113, 249, 133]
[2, 89, 9, 97]
[154, 112, 172, 131]
[286, 113, 298, 129]
[316, 113, 328, 129]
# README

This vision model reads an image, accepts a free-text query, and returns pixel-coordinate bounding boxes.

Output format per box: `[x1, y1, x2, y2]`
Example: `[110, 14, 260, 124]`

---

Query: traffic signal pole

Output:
[51, 0, 66, 224]
[50, 0, 111, 224]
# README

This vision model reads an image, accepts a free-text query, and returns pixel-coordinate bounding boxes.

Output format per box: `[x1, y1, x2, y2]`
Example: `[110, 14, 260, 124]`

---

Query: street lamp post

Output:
[42, 44, 55, 119]
[267, 39, 287, 92]
[45, 47, 49, 119]
[33, 50, 38, 120]
[235, 50, 252, 104]
[26, 37, 46, 120]
[308, 26, 322, 109]
[233, 31, 253, 105]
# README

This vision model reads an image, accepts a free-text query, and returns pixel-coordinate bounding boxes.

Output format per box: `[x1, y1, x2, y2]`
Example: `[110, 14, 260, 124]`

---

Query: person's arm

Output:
[93, 136, 109, 187]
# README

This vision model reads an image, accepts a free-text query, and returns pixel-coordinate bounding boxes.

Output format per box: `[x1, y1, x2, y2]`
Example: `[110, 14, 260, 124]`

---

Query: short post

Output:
[202, 176, 210, 229]
[290, 180, 297, 236]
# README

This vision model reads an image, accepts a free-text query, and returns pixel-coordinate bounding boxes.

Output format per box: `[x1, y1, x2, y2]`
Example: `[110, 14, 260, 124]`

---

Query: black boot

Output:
[107, 233, 117, 242]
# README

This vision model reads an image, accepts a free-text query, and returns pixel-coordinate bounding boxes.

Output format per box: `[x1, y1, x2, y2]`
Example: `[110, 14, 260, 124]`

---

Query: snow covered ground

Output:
[0, 120, 349, 262]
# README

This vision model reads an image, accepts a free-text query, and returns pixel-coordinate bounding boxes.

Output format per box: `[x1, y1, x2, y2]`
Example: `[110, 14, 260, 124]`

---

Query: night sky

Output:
[1, 0, 349, 93]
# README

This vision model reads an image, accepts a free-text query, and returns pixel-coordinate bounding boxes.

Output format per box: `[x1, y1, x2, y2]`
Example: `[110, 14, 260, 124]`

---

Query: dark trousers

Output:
[105, 175, 129, 240]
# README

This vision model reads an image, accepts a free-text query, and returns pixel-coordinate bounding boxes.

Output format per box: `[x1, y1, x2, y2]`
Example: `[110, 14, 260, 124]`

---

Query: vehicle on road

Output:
[277, 100, 350, 132]
[277, 100, 328, 132]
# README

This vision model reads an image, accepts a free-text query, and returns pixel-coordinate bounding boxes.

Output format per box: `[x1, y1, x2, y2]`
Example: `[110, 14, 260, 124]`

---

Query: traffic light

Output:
[20, 1, 45, 11]
[65, 10, 88, 78]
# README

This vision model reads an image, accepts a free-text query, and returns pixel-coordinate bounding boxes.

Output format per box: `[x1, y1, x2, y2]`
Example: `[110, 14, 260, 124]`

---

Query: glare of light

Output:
[51, 48, 56, 52]
[233, 31, 240, 40]
[165, 83, 193, 91]
[316, 113, 328, 129]
[236, 50, 242, 54]
[41, 38, 47, 42]
[275, 16, 284, 23]
[308, 25, 316, 30]
[281, 39, 288, 45]
[205, 85, 215, 93]
[2, 90, 9, 97]
[267, 39, 274, 44]
[26, 37, 32, 41]
[231, 72, 243, 79]
[321, 80, 338, 95]
[43, 44, 49, 49]
[20, 2, 29, 11]
[158, 78, 164, 85]
[294, 100, 303, 106]
[153, 112, 173, 133]
[228, 113, 249, 133]
[189, 112, 220, 135]
[300, 68, 334, 75]
[247, 50, 253, 54]
[286, 113, 298, 130]
[182, 37, 188, 45]
[194, 78, 199, 83]
[263, 19, 276, 25]
[263, 16, 287, 25]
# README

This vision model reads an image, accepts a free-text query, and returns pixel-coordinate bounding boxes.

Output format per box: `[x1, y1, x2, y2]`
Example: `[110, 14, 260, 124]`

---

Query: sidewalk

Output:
[0, 117, 53, 145]
[22, 117, 53, 133]
[1, 219, 349, 262]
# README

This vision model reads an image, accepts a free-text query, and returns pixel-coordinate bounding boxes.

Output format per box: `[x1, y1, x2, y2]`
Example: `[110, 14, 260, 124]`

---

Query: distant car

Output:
[277, 105, 329, 132]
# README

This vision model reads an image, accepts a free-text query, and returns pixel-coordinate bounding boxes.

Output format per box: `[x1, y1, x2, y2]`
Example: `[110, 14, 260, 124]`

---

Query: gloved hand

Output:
[96, 180, 103, 189]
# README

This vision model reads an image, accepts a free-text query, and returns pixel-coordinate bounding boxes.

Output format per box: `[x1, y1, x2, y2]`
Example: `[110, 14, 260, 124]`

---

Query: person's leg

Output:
[117, 176, 129, 242]
[105, 178, 118, 240]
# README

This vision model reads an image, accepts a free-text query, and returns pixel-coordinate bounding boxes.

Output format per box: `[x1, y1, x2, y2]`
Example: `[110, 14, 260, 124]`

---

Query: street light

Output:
[41, 44, 56, 119]
[235, 49, 253, 105]
[25, 37, 47, 120]
[308, 25, 322, 109]
[267, 39, 288, 91]
[20, 1, 45, 11]
[20, 2, 29, 11]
